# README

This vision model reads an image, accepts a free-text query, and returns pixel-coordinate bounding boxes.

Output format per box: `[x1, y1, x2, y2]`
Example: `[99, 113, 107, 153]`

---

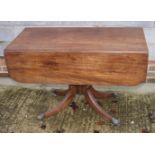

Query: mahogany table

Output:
[5, 27, 148, 125]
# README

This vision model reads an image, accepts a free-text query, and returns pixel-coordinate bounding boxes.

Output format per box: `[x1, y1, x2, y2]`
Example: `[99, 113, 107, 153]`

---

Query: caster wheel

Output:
[40, 121, 46, 129]
[37, 113, 45, 120]
[111, 117, 120, 126]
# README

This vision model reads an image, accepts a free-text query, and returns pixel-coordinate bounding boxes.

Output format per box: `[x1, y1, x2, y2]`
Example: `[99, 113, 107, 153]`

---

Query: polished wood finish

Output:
[53, 89, 68, 96]
[5, 27, 148, 124]
[41, 85, 116, 123]
[89, 86, 114, 99]
[5, 27, 148, 85]
[44, 85, 76, 118]
[85, 89, 113, 121]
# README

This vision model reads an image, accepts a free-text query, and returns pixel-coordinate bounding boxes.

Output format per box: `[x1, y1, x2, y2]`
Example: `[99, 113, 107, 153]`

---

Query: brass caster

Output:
[37, 113, 45, 120]
[111, 117, 120, 126]
[39, 120, 46, 129]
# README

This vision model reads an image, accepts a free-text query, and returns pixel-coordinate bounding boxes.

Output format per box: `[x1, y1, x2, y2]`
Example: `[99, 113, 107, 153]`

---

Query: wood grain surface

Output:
[5, 27, 148, 85]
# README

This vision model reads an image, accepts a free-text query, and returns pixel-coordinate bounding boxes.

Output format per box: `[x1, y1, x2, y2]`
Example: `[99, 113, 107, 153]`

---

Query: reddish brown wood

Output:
[53, 89, 68, 96]
[39, 85, 118, 124]
[44, 85, 76, 118]
[85, 89, 113, 121]
[5, 27, 148, 85]
[89, 86, 113, 98]
[4, 27, 148, 125]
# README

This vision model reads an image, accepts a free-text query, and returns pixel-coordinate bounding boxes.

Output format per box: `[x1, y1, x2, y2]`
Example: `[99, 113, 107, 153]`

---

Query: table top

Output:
[5, 27, 148, 85]
[6, 27, 148, 54]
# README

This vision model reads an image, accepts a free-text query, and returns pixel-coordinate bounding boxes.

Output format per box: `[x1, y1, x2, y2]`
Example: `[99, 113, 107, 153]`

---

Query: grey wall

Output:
[0, 21, 155, 60]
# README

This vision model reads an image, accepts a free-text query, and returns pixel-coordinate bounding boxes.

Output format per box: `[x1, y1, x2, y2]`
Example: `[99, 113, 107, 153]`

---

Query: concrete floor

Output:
[0, 77, 155, 94]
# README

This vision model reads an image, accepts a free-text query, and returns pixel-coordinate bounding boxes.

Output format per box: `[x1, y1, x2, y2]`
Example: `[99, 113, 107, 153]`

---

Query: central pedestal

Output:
[38, 85, 120, 126]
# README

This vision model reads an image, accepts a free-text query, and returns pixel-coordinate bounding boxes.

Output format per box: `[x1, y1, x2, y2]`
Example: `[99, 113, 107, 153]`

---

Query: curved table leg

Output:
[38, 86, 76, 120]
[85, 89, 120, 125]
[90, 86, 115, 99]
[53, 89, 68, 96]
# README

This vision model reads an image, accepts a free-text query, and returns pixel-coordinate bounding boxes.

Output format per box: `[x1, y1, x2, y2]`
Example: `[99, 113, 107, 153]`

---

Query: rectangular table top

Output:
[6, 27, 148, 54]
[5, 27, 148, 85]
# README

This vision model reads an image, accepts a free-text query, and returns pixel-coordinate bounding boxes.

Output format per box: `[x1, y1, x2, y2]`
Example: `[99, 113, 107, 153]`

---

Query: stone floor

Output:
[0, 85, 155, 133]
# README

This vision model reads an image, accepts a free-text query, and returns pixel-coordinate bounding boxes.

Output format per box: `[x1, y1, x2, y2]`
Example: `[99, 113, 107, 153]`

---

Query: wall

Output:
[0, 21, 155, 60]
